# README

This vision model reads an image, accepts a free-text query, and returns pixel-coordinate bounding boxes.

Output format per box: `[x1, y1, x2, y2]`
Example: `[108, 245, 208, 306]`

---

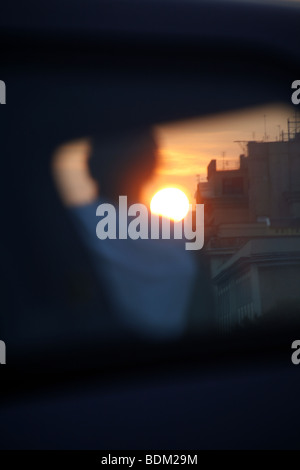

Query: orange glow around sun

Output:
[150, 187, 190, 221]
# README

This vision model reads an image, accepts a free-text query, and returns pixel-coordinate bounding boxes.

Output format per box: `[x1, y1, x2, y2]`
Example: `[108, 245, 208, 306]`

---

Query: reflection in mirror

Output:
[52, 103, 300, 340]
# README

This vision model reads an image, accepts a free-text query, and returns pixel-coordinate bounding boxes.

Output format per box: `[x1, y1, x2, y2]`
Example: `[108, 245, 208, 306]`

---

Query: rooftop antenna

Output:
[234, 140, 248, 155]
[287, 112, 300, 140]
[277, 125, 281, 141]
[295, 109, 300, 134]
[263, 114, 268, 141]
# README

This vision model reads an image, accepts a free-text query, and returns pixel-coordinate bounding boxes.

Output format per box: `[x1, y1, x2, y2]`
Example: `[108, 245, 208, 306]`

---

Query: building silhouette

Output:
[196, 118, 300, 331]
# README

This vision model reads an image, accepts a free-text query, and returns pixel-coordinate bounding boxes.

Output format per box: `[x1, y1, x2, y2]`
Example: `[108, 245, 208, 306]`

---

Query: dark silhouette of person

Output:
[52, 127, 197, 339]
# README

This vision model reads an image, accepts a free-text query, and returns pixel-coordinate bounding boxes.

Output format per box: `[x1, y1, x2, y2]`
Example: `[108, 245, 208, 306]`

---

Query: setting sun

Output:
[150, 187, 190, 221]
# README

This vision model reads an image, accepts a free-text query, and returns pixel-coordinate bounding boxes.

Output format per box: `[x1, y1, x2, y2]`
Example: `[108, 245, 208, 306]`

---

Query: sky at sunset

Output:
[142, 103, 296, 205]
